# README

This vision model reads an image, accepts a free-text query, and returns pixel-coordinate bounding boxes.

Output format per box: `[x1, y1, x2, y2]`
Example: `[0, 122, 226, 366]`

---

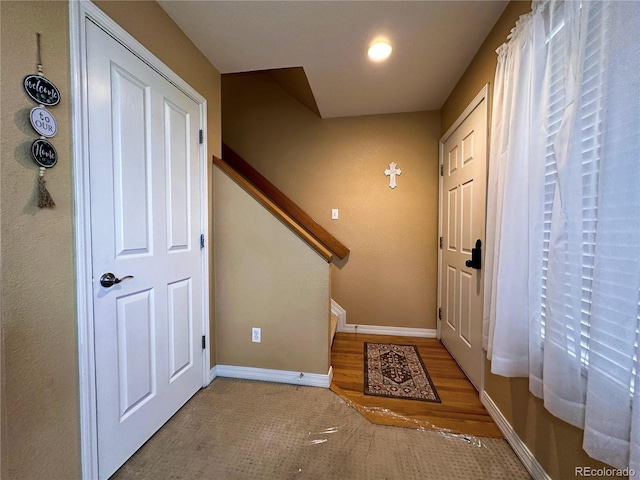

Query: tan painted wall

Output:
[0, 2, 221, 478]
[213, 169, 330, 374]
[1, 3, 79, 478]
[441, 2, 530, 137]
[442, 2, 613, 478]
[223, 73, 440, 330]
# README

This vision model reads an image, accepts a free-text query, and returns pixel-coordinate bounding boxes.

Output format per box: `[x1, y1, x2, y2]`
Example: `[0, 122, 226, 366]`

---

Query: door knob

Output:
[100, 272, 134, 288]
[465, 239, 482, 270]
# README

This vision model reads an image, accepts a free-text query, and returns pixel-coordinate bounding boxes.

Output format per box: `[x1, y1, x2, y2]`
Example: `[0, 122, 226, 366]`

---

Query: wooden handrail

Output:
[220, 144, 350, 260]
[214, 155, 333, 263]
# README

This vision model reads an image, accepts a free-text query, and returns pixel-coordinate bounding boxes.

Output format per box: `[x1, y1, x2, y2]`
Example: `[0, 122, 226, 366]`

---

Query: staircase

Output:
[330, 299, 346, 347]
[215, 145, 349, 357]
[219, 144, 349, 260]
[330, 313, 338, 346]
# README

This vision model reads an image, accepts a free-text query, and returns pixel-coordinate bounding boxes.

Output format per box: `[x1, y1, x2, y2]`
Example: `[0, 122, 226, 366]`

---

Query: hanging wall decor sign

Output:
[24, 33, 58, 208]
[30, 138, 58, 168]
[29, 106, 58, 138]
[23, 74, 61, 106]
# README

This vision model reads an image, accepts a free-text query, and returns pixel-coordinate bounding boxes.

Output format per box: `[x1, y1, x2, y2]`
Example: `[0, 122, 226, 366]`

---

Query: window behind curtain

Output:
[540, 1, 638, 393]
[541, 1, 605, 370]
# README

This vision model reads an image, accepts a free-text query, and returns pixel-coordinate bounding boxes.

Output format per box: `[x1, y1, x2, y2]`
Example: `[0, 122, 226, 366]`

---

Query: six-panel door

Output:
[86, 21, 204, 479]
[440, 98, 487, 389]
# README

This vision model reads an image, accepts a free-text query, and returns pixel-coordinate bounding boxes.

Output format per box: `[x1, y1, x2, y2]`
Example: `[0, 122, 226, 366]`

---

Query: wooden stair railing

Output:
[214, 154, 333, 262]
[216, 144, 350, 260]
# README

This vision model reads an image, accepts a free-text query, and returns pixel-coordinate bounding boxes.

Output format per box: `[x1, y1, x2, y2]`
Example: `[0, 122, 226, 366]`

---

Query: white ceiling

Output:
[158, 1, 509, 118]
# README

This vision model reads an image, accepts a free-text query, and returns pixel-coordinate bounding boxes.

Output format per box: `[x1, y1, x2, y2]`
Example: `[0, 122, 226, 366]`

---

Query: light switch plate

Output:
[331, 209, 339, 220]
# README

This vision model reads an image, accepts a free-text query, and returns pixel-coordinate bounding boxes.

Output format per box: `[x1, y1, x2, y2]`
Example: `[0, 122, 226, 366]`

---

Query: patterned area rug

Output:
[364, 343, 441, 402]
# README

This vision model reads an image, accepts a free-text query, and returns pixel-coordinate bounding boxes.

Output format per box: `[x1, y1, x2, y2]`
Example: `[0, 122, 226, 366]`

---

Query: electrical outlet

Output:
[331, 208, 339, 220]
[252, 327, 261, 343]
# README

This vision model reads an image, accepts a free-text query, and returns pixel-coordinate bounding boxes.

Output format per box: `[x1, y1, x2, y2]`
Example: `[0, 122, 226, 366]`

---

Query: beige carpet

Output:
[113, 378, 531, 479]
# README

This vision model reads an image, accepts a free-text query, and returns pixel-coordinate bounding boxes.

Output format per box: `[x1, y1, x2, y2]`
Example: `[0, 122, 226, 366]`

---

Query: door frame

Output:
[437, 84, 489, 393]
[69, 2, 210, 478]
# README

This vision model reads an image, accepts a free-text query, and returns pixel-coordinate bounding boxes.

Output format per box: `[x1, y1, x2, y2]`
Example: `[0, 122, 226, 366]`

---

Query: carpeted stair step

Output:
[330, 313, 338, 346]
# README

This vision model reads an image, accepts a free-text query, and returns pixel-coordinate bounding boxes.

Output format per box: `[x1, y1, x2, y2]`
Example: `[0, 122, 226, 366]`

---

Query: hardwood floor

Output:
[330, 332, 502, 438]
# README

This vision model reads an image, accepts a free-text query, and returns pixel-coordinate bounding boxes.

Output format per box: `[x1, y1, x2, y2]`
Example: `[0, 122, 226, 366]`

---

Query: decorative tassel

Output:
[37, 167, 55, 208]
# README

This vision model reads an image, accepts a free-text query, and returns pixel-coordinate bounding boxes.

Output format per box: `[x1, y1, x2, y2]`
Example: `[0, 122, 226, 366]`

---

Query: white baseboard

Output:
[209, 365, 219, 383]
[338, 323, 437, 338]
[331, 299, 347, 331]
[332, 299, 435, 338]
[210, 364, 333, 388]
[480, 390, 551, 480]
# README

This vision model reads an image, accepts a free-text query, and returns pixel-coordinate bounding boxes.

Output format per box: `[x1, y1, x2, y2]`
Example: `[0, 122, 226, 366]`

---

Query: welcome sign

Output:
[23, 74, 60, 106]
[24, 33, 58, 208]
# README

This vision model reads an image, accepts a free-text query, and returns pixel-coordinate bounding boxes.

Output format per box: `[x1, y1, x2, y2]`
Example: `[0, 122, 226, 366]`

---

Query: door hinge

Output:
[199, 129, 203, 144]
[439, 236, 443, 249]
[438, 308, 442, 320]
[440, 164, 444, 176]
[200, 233, 205, 249]
[202, 335, 206, 349]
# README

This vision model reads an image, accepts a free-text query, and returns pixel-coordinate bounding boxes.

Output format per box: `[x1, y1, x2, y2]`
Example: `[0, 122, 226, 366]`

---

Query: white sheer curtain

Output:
[484, 0, 640, 470]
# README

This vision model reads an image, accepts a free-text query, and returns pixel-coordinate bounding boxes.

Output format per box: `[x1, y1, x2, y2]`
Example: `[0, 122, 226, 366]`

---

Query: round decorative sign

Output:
[23, 74, 60, 106]
[31, 138, 58, 168]
[29, 106, 57, 138]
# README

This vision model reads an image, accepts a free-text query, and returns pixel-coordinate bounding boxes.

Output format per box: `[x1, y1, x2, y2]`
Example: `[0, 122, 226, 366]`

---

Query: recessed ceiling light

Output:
[367, 41, 392, 62]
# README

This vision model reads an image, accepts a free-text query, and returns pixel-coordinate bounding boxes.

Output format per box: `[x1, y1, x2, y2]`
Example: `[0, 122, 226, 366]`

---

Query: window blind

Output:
[540, 1, 638, 394]
[487, 0, 640, 468]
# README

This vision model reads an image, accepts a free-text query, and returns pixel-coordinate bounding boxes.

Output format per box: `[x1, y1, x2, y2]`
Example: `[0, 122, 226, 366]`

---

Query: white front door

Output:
[439, 88, 488, 389]
[86, 21, 205, 479]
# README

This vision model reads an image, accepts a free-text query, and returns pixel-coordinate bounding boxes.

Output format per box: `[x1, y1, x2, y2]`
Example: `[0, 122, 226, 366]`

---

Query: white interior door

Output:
[439, 89, 487, 389]
[86, 21, 205, 479]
